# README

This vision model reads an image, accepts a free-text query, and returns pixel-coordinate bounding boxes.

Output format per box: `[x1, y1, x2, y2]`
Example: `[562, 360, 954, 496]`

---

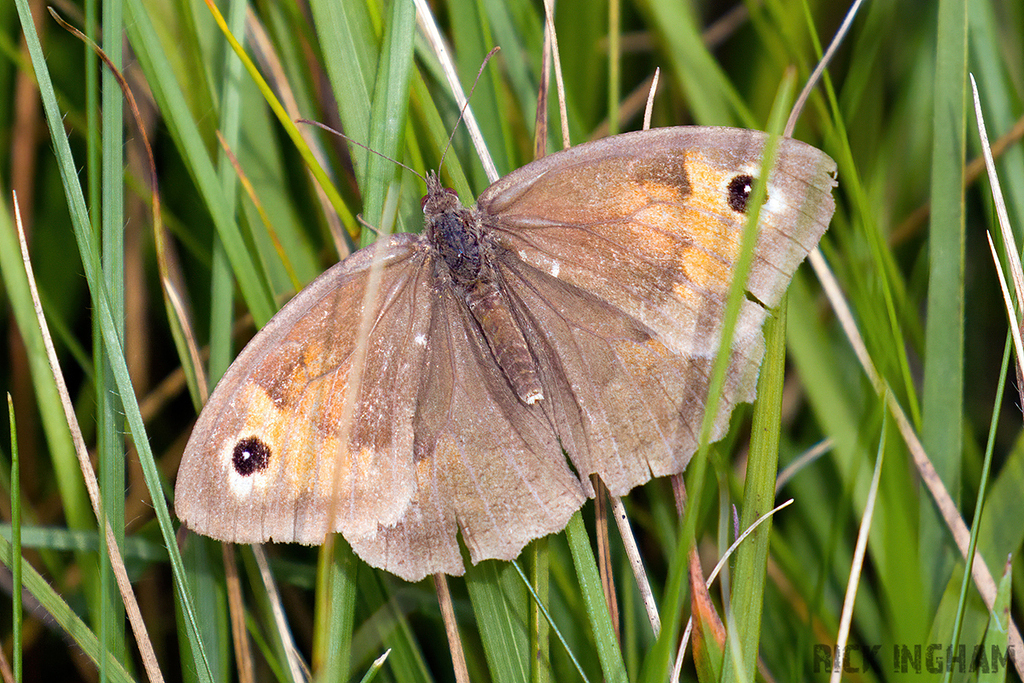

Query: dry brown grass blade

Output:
[541, 0, 570, 151]
[808, 249, 1024, 678]
[253, 545, 307, 682]
[245, 8, 351, 258]
[14, 192, 165, 682]
[414, 0, 498, 181]
[593, 483, 620, 641]
[0, 631, 14, 683]
[987, 239, 1024, 412]
[972, 73, 1024, 418]
[222, 544, 255, 683]
[688, 547, 727, 681]
[830, 421, 884, 682]
[322, 189, 399, 574]
[610, 495, 660, 635]
[434, 573, 470, 683]
[643, 68, 660, 132]
[532, 21, 552, 161]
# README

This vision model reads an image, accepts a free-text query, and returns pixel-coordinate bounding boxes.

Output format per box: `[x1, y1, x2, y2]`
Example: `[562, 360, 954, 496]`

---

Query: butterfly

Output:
[175, 126, 837, 581]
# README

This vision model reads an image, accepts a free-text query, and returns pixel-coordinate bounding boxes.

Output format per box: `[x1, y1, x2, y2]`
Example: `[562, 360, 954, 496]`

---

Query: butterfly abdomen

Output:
[465, 277, 544, 405]
[426, 178, 545, 405]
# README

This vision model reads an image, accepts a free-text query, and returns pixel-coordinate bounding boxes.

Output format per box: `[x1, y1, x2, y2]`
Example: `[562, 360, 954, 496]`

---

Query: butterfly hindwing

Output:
[497, 256, 760, 497]
[347, 279, 588, 579]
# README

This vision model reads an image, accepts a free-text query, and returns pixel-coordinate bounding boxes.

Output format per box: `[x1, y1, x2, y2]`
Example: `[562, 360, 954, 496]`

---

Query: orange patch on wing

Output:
[615, 336, 674, 375]
[667, 152, 746, 300]
[681, 220, 739, 277]
[638, 179, 687, 203]
[682, 151, 739, 216]
[236, 383, 345, 500]
[231, 385, 292, 496]
[236, 385, 287, 456]
[236, 381, 397, 536]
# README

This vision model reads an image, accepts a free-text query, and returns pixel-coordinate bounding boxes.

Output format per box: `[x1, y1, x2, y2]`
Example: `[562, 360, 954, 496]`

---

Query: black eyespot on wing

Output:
[233, 437, 271, 476]
[727, 174, 759, 213]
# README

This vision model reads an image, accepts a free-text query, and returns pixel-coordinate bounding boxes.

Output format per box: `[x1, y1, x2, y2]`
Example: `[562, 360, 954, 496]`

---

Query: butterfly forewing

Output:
[176, 235, 434, 545]
[480, 127, 836, 361]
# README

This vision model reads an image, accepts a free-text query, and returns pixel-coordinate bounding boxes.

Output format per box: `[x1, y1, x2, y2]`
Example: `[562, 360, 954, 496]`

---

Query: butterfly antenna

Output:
[298, 118, 428, 186]
[437, 46, 501, 173]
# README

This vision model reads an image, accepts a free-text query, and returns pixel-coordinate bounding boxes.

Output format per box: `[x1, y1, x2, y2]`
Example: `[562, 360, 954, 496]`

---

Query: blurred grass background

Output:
[2, 0, 1024, 681]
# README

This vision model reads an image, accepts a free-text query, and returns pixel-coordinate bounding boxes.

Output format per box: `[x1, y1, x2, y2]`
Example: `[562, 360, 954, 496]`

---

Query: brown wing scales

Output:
[350, 284, 586, 579]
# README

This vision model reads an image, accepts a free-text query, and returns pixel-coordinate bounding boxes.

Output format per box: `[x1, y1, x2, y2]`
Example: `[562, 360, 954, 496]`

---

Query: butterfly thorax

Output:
[422, 174, 544, 405]
[429, 205, 483, 286]
[423, 173, 485, 285]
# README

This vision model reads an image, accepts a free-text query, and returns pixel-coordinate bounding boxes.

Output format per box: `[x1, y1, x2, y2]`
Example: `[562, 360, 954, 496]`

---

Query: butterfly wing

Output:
[175, 234, 435, 547]
[348, 281, 586, 580]
[479, 126, 836, 492]
[176, 232, 587, 580]
[493, 257, 741, 497]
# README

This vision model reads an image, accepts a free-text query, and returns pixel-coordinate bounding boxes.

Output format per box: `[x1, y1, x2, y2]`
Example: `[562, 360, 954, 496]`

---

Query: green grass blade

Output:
[98, 0, 128, 670]
[8, 395, 22, 683]
[718, 72, 794, 683]
[312, 537, 357, 680]
[565, 513, 627, 683]
[0, 533, 135, 683]
[309, 0, 377, 181]
[14, 0, 213, 676]
[528, 542, 552, 683]
[720, 301, 787, 683]
[361, 0, 416, 240]
[465, 560, 530, 683]
[350, 572, 432, 683]
[919, 0, 968, 608]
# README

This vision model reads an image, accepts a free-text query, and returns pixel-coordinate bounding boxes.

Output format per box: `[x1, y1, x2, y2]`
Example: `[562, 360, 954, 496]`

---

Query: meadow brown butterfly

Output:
[175, 126, 836, 581]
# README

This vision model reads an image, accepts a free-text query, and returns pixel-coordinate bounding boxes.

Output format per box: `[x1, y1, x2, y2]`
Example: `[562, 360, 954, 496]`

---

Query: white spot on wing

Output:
[414, 333, 427, 346]
[527, 253, 561, 279]
[763, 184, 783, 215]
[229, 471, 255, 497]
[226, 436, 269, 498]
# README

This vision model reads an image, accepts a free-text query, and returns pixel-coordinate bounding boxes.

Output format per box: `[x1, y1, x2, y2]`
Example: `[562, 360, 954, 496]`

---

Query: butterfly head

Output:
[422, 172, 461, 218]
